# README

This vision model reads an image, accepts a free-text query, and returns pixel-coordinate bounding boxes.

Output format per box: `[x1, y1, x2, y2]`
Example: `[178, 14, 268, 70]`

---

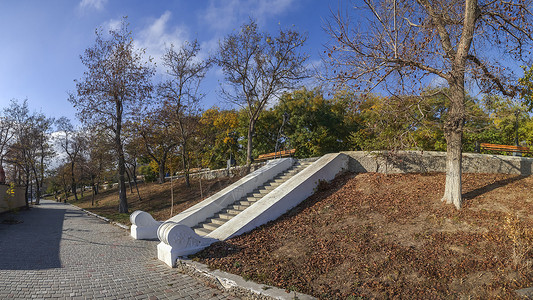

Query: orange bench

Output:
[257, 149, 296, 161]
[480, 143, 531, 154]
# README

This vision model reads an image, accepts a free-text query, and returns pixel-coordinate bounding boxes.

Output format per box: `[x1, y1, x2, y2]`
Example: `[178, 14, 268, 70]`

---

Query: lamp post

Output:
[274, 112, 289, 159]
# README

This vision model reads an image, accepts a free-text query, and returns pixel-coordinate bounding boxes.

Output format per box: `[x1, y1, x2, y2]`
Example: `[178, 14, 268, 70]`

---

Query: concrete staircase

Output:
[192, 160, 313, 236]
[155, 154, 348, 266]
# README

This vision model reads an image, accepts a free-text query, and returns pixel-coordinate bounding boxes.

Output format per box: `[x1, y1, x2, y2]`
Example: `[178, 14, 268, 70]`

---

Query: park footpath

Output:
[0, 200, 237, 300]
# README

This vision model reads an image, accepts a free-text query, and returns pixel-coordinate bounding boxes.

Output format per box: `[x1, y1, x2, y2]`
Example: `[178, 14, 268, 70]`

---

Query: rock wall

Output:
[343, 151, 533, 175]
[0, 185, 26, 213]
[165, 162, 267, 182]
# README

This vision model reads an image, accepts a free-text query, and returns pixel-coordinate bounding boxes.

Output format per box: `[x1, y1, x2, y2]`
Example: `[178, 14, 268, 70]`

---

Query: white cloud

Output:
[255, 0, 295, 19]
[200, 0, 297, 65]
[203, 0, 296, 32]
[134, 11, 190, 70]
[102, 18, 122, 32]
[79, 0, 108, 11]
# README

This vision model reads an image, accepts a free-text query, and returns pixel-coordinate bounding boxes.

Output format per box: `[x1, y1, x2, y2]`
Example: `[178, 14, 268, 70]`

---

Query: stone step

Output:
[201, 222, 221, 231]
[194, 227, 211, 236]
[224, 208, 243, 215]
[191, 160, 314, 236]
[250, 192, 265, 198]
[238, 200, 255, 206]
[246, 195, 262, 202]
[216, 212, 238, 220]
[231, 204, 249, 211]
[252, 188, 269, 195]
[264, 181, 281, 188]
[263, 185, 277, 190]
[209, 217, 229, 225]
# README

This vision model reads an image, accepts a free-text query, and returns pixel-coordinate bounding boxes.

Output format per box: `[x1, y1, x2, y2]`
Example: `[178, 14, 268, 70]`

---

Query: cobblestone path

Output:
[0, 200, 237, 300]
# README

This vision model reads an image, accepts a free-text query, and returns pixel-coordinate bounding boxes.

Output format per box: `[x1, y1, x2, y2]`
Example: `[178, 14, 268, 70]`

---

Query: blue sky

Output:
[0, 0, 339, 122]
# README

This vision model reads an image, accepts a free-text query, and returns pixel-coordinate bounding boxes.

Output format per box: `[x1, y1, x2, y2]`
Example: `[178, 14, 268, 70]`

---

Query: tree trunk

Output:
[34, 181, 41, 205]
[245, 120, 256, 174]
[71, 161, 78, 201]
[442, 130, 463, 208]
[134, 177, 141, 201]
[63, 186, 69, 203]
[125, 168, 133, 193]
[181, 142, 190, 188]
[158, 161, 166, 184]
[118, 149, 128, 213]
[32, 167, 41, 205]
[91, 175, 96, 206]
[116, 100, 128, 214]
[442, 77, 466, 209]
[38, 143, 45, 205]
[130, 162, 142, 201]
[24, 172, 30, 209]
[30, 180, 33, 205]
[92, 185, 95, 206]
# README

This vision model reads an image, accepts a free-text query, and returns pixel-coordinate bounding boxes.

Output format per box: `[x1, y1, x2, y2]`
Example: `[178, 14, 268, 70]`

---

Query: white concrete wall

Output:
[208, 153, 349, 240]
[165, 158, 294, 227]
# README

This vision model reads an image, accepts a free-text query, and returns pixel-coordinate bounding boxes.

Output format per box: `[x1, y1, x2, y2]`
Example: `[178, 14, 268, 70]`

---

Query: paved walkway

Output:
[0, 200, 237, 300]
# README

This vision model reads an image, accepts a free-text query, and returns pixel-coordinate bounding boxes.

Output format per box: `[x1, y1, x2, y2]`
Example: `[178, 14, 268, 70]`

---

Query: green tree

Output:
[198, 107, 240, 169]
[134, 103, 179, 184]
[255, 88, 359, 158]
[350, 89, 491, 153]
[477, 95, 530, 150]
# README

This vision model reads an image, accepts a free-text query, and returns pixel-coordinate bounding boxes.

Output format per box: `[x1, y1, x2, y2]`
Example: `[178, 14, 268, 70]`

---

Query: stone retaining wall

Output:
[0, 185, 26, 213]
[165, 162, 267, 182]
[343, 151, 533, 175]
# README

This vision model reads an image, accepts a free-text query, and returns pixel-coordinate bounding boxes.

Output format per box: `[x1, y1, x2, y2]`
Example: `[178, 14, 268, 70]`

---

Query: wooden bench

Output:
[256, 149, 296, 161]
[480, 143, 532, 154]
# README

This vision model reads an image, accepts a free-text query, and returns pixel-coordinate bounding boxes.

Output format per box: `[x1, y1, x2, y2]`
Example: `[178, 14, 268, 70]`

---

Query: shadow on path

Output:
[0, 201, 65, 270]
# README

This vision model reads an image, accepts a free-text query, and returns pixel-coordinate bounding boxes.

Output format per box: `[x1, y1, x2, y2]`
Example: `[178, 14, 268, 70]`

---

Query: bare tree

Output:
[158, 39, 210, 187]
[325, 0, 533, 208]
[0, 110, 15, 170]
[216, 19, 308, 172]
[122, 122, 144, 200]
[30, 113, 54, 205]
[70, 18, 154, 213]
[56, 117, 85, 202]
[4, 100, 53, 206]
[56, 163, 71, 202]
[84, 125, 114, 205]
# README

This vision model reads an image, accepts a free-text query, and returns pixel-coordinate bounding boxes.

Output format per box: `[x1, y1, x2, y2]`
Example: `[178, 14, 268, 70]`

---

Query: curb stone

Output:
[67, 203, 130, 230]
[175, 258, 316, 300]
